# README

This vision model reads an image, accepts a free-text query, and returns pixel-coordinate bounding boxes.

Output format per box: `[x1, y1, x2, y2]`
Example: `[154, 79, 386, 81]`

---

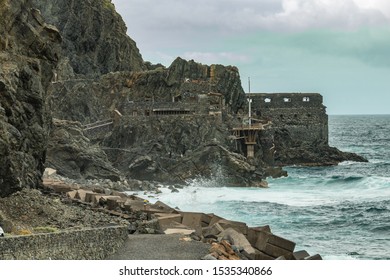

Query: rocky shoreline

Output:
[0, 170, 321, 260]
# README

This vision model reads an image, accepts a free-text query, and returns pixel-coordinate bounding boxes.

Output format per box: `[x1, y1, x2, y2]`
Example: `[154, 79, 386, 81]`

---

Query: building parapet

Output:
[248, 93, 325, 109]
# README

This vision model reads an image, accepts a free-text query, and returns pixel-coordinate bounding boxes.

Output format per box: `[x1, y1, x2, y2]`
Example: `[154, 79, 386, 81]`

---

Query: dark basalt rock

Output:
[31, 0, 145, 76]
[0, 0, 61, 197]
[46, 119, 120, 181]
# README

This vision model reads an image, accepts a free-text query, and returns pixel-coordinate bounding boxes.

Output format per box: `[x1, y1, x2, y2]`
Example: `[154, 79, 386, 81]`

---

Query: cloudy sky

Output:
[112, 0, 390, 114]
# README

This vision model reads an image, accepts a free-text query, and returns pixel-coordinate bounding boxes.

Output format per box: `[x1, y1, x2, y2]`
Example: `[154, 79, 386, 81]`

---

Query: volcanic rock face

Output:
[102, 115, 265, 186]
[32, 0, 145, 78]
[0, 0, 61, 197]
[48, 57, 246, 123]
[31, 0, 145, 76]
[46, 119, 120, 181]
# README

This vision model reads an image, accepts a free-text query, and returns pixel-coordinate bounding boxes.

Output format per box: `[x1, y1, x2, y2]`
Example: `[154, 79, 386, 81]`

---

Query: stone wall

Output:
[0, 226, 127, 260]
[250, 93, 328, 144]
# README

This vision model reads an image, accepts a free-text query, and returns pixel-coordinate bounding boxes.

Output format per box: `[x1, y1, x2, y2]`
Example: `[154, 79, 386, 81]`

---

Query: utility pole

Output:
[247, 77, 252, 127]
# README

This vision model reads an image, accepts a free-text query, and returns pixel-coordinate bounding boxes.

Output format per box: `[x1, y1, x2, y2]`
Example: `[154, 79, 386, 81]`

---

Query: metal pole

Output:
[248, 77, 252, 127]
[247, 98, 252, 127]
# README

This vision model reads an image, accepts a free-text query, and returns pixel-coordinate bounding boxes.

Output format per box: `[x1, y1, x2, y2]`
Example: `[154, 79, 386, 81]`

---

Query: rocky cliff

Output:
[46, 119, 120, 181]
[31, 0, 145, 76]
[0, 0, 61, 197]
[48, 57, 246, 124]
[1, 0, 367, 197]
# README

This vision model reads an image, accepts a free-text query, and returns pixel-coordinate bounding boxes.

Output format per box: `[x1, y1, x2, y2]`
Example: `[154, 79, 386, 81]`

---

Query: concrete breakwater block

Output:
[155, 213, 183, 230]
[75, 189, 95, 202]
[63, 186, 321, 260]
[43, 179, 79, 193]
[202, 223, 224, 238]
[217, 219, 248, 235]
[247, 226, 271, 246]
[181, 212, 213, 229]
[220, 228, 256, 256]
[286, 250, 310, 260]
[107, 197, 126, 210]
[254, 230, 296, 253]
[152, 201, 178, 213]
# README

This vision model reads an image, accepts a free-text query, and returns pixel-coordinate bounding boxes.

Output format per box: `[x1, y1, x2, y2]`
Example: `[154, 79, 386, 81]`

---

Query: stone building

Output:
[249, 93, 329, 144]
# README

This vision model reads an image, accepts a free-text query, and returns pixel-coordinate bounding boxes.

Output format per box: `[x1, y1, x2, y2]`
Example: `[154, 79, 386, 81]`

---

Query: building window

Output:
[283, 98, 291, 102]
[264, 98, 272, 103]
[303, 97, 310, 102]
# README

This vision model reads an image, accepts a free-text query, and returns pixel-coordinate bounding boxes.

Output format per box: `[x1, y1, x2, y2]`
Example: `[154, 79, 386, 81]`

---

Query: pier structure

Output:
[232, 123, 264, 158]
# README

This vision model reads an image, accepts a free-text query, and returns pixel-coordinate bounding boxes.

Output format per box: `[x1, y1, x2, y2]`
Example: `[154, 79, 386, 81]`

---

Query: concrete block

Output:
[107, 197, 125, 210]
[289, 250, 310, 260]
[164, 228, 195, 235]
[243, 248, 275, 260]
[181, 212, 211, 229]
[153, 201, 177, 213]
[247, 226, 271, 246]
[305, 254, 323, 260]
[75, 189, 95, 202]
[202, 223, 224, 238]
[49, 183, 74, 193]
[208, 214, 224, 226]
[156, 213, 183, 230]
[217, 219, 248, 235]
[255, 230, 295, 252]
[110, 191, 129, 198]
[123, 199, 145, 212]
[94, 195, 121, 205]
[220, 227, 256, 256]
[85, 192, 100, 203]
[260, 243, 292, 258]
[66, 190, 78, 199]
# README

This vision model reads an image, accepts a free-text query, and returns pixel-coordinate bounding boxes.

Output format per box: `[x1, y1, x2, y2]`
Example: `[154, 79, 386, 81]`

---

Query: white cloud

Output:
[271, 0, 389, 31]
[113, 0, 390, 35]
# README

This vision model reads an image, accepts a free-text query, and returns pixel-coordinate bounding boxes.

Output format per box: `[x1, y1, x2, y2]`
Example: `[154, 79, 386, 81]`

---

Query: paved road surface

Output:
[106, 234, 211, 260]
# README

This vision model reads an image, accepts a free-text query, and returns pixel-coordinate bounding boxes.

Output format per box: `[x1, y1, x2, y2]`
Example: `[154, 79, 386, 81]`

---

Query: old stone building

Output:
[249, 93, 329, 144]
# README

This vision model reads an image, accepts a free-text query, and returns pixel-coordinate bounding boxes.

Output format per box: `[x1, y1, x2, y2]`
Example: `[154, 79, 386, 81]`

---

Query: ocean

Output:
[137, 115, 390, 260]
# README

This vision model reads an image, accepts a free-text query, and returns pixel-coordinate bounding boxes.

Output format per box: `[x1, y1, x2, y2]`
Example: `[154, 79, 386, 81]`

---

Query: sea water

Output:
[137, 115, 390, 260]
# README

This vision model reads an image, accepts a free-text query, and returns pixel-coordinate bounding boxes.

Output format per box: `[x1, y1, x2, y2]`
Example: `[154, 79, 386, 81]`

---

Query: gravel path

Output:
[106, 234, 211, 260]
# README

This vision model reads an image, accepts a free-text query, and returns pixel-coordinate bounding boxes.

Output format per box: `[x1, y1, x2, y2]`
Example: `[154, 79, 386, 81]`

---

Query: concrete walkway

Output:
[106, 234, 211, 260]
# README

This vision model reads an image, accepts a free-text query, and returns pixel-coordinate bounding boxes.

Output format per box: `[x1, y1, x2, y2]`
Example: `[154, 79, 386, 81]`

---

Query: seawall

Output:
[0, 226, 127, 260]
